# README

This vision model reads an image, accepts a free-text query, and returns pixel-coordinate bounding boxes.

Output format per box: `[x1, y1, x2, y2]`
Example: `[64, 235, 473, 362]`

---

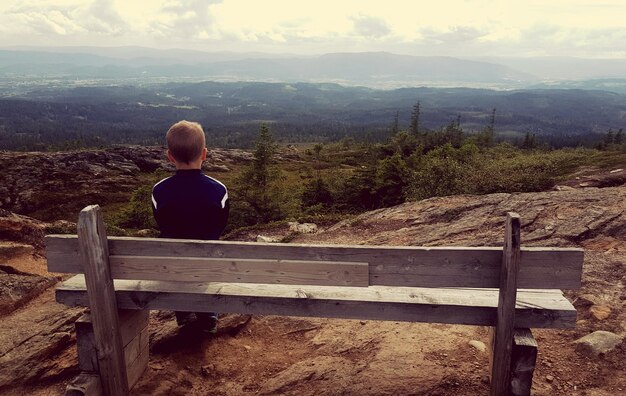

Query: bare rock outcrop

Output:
[0, 209, 46, 249]
[0, 146, 253, 221]
[310, 187, 626, 247]
[0, 265, 56, 316]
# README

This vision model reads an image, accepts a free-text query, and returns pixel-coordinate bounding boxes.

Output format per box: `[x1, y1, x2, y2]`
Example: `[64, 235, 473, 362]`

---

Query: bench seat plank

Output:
[56, 275, 577, 329]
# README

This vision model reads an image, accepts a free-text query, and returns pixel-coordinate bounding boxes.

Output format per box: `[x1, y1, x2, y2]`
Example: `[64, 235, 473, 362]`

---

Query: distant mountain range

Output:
[1, 46, 624, 89]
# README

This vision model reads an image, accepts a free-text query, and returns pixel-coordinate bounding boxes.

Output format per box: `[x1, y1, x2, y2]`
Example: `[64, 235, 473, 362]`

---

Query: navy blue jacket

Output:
[151, 169, 229, 240]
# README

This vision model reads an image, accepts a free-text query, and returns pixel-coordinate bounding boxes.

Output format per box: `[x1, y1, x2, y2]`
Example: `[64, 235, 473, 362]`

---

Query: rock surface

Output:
[305, 187, 626, 247]
[0, 265, 56, 316]
[0, 289, 84, 390]
[0, 209, 46, 249]
[573, 331, 623, 357]
[0, 241, 35, 259]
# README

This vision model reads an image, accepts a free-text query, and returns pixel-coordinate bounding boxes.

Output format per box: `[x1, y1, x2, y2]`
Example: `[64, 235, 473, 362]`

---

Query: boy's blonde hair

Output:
[166, 120, 206, 164]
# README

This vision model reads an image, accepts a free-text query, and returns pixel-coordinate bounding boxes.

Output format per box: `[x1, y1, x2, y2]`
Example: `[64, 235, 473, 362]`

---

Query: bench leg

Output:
[489, 327, 538, 396]
[510, 328, 537, 396]
[72, 309, 150, 393]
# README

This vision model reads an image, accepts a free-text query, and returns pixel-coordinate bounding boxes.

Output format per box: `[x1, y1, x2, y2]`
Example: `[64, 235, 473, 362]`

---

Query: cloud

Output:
[351, 15, 391, 39]
[4, 0, 127, 37]
[84, 0, 128, 35]
[6, 3, 82, 36]
[150, 0, 223, 39]
[420, 26, 488, 44]
[0, 0, 624, 58]
[503, 24, 626, 57]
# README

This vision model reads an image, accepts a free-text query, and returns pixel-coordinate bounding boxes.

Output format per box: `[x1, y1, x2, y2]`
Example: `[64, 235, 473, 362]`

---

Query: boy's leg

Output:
[175, 311, 195, 326]
[196, 312, 218, 334]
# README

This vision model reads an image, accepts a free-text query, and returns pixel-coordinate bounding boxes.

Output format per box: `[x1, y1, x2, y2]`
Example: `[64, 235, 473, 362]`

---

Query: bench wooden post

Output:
[77, 205, 129, 396]
[490, 212, 521, 396]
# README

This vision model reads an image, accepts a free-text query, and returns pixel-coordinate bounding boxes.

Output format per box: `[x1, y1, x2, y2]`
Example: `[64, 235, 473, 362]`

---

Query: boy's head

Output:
[166, 120, 207, 167]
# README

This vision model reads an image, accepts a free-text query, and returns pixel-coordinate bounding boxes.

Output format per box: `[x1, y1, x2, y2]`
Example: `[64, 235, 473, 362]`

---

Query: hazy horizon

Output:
[1, 0, 625, 59]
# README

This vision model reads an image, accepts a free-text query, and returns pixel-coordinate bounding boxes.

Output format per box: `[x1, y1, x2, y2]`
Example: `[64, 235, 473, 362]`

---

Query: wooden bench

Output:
[45, 205, 584, 396]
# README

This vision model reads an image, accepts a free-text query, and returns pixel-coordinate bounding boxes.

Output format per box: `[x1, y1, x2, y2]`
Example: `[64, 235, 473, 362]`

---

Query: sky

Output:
[1, 0, 625, 58]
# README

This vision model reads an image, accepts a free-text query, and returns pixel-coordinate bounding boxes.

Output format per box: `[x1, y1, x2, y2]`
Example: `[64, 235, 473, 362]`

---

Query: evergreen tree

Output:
[301, 143, 334, 212]
[233, 124, 285, 223]
[475, 108, 496, 148]
[410, 101, 421, 136]
[522, 132, 538, 150]
[605, 129, 615, 145]
[390, 111, 399, 136]
[444, 117, 464, 148]
[312, 143, 323, 178]
[301, 177, 333, 210]
[373, 154, 410, 207]
[390, 130, 418, 157]
[615, 128, 624, 145]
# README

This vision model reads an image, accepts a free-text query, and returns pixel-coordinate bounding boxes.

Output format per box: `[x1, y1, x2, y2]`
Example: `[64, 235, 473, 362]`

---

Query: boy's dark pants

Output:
[175, 311, 217, 327]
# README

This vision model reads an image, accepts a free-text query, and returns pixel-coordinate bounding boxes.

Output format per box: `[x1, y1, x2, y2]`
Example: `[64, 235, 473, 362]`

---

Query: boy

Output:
[151, 120, 229, 334]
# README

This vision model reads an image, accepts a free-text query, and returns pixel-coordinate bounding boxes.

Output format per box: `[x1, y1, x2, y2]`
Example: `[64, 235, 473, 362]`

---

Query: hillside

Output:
[1, 170, 624, 395]
[2, 81, 625, 150]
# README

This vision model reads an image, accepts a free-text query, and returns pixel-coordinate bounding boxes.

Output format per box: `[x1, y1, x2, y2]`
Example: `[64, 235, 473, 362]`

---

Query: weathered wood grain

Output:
[56, 275, 577, 328]
[45, 235, 584, 289]
[109, 256, 369, 286]
[77, 205, 128, 396]
[117, 309, 149, 347]
[491, 212, 521, 396]
[75, 311, 149, 389]
[126, 341, 148, 391]
[66, 373, 102, 396]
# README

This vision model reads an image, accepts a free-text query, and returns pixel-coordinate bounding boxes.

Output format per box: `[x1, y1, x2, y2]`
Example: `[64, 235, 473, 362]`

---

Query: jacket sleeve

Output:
[151, 188, 162, 230]
[215, 198, 230, 238]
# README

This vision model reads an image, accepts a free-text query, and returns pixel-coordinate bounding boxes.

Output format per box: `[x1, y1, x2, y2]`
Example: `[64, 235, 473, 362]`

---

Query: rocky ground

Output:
[0, 152, 624, 395]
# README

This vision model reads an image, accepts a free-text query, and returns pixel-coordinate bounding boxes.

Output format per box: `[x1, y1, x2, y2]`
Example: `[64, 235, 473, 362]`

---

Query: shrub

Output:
[109, 185, 157, 230]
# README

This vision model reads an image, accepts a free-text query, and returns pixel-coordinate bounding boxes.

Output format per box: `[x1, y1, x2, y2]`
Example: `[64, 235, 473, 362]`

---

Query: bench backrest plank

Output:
[45, 235, 584, 289]
[110, 256, 368, 286]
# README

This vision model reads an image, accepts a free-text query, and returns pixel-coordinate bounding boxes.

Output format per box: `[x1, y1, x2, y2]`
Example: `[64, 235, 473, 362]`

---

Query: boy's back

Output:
[152, 169, 228, 240]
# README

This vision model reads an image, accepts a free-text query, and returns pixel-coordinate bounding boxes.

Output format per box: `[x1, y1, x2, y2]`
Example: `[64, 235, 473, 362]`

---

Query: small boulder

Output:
[573, 331, 623, 357]
[204, 164, 231, 172]
[589, 305, 611, 320]
[468, 340, 486, 353]
[257, 235, 279, 243]
[288, 222, 318, 234]
[134, 229, 159, 238]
